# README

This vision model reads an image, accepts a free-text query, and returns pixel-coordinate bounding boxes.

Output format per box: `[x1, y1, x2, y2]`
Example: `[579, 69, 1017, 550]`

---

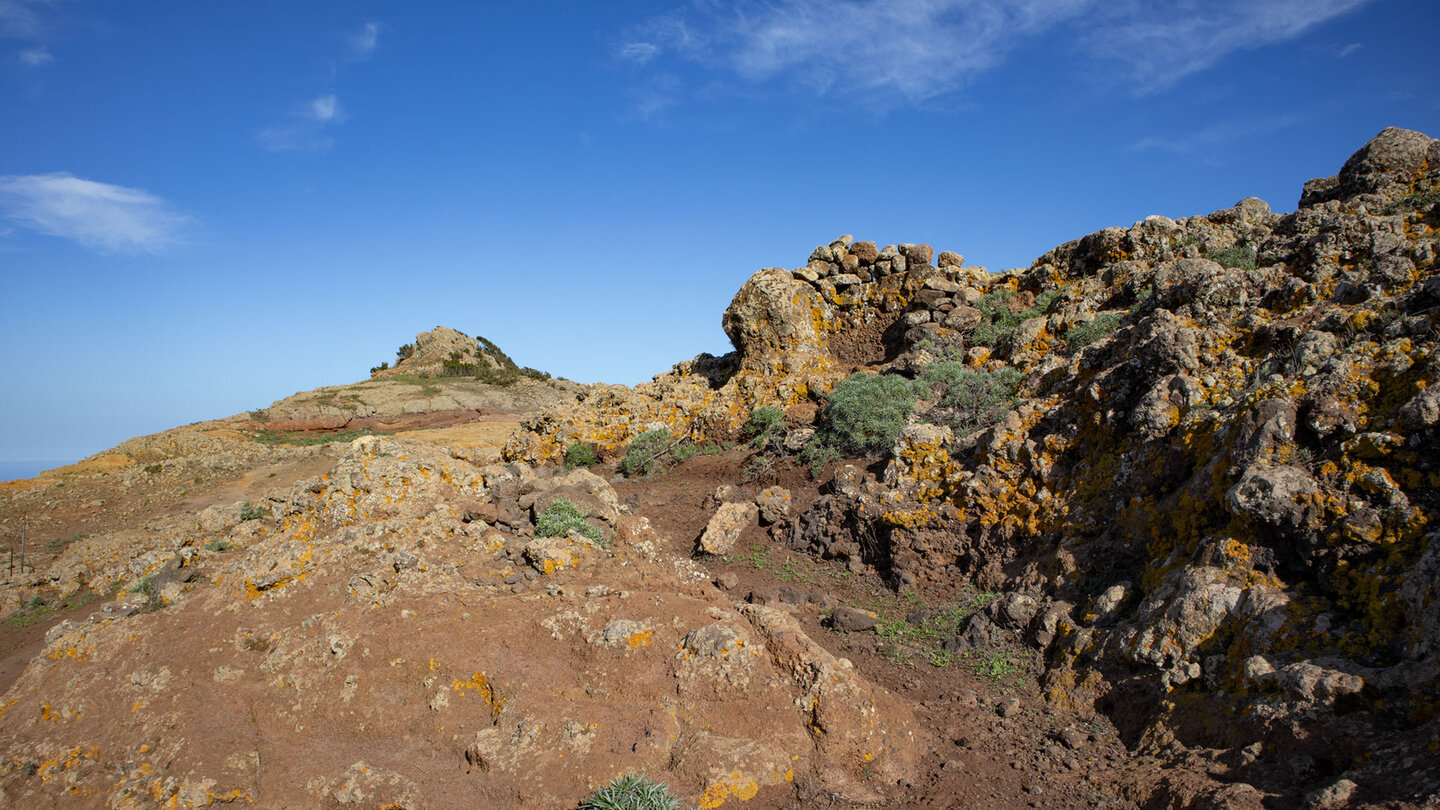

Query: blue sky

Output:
[1, 0, 1437, 469]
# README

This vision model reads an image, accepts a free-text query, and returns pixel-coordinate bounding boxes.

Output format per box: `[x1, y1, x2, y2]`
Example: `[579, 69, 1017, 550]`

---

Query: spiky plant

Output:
[578, 773, 684, 810]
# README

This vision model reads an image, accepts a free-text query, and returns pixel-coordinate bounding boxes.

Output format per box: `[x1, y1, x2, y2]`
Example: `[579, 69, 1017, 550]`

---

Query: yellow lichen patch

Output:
[452, 671, 506, 721]
[626, 629, 654, 648]
[697, 771, 763, 808]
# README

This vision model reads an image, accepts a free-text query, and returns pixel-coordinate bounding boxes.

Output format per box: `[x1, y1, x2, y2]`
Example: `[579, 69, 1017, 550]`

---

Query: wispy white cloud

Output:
[0, 173, 189, 253]
[309, 93, 341, 122]
[0, 0, 42, 38]
[1131, 114, 1300, 159]
[617, 41, 659, 64]
[257, 93, 346, 152]
[347, 20, 381, 60]
[621, 0, 1375, 108]
[1083, 0, 1375, 94]
[17, 44, 50, 66]
[3, 0, 59, 69]
[1337, 42, 1362, 58]
[259, 20, 378, 154]
[624, 0, 1091, 105]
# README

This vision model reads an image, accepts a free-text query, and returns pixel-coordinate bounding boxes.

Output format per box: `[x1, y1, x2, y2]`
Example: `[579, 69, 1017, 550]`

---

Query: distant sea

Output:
[0, 460, 71, 482]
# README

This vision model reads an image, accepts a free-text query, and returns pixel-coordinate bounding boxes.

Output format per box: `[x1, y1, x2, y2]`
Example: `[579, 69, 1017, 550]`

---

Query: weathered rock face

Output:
[0, 437, 923, 808]
[721, 268, 832, 371]
[504, 235, 986, 463]
[515, 128, 1440, 802]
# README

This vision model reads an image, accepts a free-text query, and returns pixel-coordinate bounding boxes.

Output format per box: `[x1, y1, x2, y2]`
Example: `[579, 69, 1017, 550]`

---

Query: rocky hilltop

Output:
[0, 128, 1436, 809]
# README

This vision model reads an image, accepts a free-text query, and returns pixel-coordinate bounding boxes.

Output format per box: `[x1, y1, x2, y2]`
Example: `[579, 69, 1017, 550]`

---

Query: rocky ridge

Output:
[0, 127, 1436, 809]
[508, 127, 1440, 806]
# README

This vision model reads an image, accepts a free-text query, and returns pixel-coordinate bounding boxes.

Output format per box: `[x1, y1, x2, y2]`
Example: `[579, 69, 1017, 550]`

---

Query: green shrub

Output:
[742, 405, 786, 451]
[923, 363, 1023, 435]
[396, 343, 415, 362]
[239, 501, 271, 521]
[813, 373, 925, 456]
[5, 596, 54, 629]
[578, 773, 683, 810]
[1206, 245, 1257, 270]
[563, 442, 599, 469]
[535, 498, 604, 545]
[800, 443, 841, 479]
[620, 428, 674, 477]
[369, 361, 389, 375]
[1065, 311, 1124, 351]
[670, 443, 697, 463]
[970, 288, 1058, 347]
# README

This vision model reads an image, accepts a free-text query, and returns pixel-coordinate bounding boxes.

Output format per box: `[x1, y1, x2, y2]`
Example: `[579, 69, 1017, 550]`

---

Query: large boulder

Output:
[721, 268, 833, 371]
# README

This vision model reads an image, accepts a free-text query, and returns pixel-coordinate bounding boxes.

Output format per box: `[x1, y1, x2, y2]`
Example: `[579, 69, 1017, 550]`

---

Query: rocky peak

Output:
[1299, 126, 1440, 209]
[371, 326, 553, 388]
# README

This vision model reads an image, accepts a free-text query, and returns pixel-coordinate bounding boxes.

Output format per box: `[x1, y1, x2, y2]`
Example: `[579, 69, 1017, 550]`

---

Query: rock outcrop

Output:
[516, 128, 1440, 803]
[503, 236, 993, 463]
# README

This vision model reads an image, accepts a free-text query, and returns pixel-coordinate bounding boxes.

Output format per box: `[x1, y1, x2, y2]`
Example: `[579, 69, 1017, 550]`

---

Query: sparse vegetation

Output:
[578, 772, 683, 810]
[742, 405, 786, 452]
[1381, 186, 1440, 215]
[1206, 244, 1258, 270]
[132, 573, 158, 599]
[369, 361, 389, 375]
[837, 589, 998, 670]
[396, 342, 415, 362]
[239, 501, 271, 521]
[205, 539, 236, 552]
[535, 498, 604, 546]
[742, 454, 776, 483]
[800, 444, 841, 479]
[620, 428, 679, 478]
[563, 442, 599, 469]
[439, 335, 551, 386]
[922, 363, 1024, 435]
[1065, 311, 1124, 351]
[966, 648, 1020, 681]
[971, 288, 1058, 347]
[6, 596, 53, 628]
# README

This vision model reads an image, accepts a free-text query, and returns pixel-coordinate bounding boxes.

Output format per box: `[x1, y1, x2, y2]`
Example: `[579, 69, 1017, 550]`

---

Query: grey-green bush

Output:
[535, 498, 603, 545]
[620, 428, 673, 477]
[1065, 311, 1123, 351]
[563, 442, 599, 468]
[1206, 245, 1257, 270]
[578, 773, 683, 810]
[743, 405, 786, 451]
[970, 288, 1058, 347]
[923, 362, 1024, 435]
[813, 372, 924, 456]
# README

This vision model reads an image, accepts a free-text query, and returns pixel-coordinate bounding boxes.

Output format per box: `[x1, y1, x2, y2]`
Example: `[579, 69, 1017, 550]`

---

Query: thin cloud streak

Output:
[622, 0, 1375, 107]
[1131, 115, 1301, 158]
[0, 0, 41, 38]
[0, 173, 189, 253]
[17, 44, 51, 66]
[1085, 0, 1375, 93]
